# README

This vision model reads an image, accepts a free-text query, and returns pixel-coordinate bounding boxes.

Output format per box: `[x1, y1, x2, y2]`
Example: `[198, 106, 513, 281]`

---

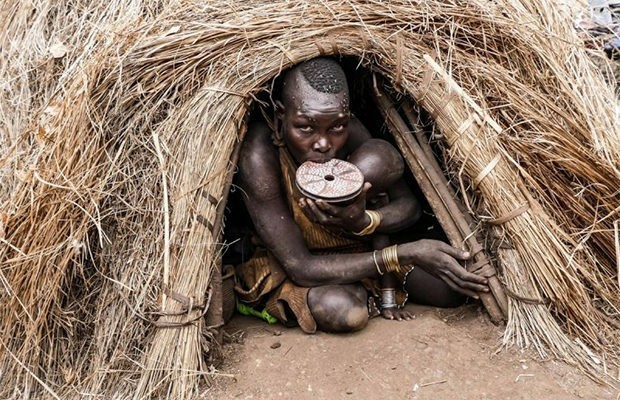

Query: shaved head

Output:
[281, 58, 349, 108]
[274, 58, 352, 164]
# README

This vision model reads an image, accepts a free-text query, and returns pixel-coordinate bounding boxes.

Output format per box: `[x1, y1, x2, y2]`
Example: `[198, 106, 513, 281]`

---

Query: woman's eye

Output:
[331, 124, 345, 132]
[298, 126, 313, 133]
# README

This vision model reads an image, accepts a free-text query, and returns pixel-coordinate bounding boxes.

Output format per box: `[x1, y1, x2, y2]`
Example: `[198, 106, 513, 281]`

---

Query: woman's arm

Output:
[238, 122, 487, 295]
[238, 122, 381, 286]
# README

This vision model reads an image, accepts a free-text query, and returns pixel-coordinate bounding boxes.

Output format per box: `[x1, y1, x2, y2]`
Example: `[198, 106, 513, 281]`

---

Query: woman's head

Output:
[275, 58, 351, 164]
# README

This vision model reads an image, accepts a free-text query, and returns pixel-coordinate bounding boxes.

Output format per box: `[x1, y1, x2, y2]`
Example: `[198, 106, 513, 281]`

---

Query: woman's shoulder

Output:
[344, 115, 373, 153]
[238, 120, 281, 197]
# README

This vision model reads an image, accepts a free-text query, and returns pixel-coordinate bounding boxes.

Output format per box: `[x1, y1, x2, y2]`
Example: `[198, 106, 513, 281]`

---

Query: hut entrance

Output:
[223, 59, 448, 254]
[218, 57, 498, 330]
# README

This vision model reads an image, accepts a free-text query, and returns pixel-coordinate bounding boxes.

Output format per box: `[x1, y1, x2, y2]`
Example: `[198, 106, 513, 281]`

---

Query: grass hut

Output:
[0, 0, 618, 399]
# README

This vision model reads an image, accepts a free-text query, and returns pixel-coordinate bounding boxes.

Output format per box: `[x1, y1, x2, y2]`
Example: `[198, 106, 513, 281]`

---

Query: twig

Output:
[422, 54, 502, 134]
[360, 368, 374, 382]
[420, 379, 447, 387]
[614, 220, 619, 289]
[515, 374, 534, 382]
[153, 133, 171, 310]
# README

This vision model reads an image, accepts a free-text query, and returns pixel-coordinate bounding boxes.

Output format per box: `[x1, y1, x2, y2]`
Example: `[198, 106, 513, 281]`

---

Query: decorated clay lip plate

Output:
[295, 159, 364, 202]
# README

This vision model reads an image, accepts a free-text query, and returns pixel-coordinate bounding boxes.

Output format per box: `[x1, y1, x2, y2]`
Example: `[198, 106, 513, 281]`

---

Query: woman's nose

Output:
[313, 136, 330, 152]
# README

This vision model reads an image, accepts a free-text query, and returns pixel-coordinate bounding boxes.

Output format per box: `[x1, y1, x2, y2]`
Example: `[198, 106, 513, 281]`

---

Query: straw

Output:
[1, 1, 618, 398]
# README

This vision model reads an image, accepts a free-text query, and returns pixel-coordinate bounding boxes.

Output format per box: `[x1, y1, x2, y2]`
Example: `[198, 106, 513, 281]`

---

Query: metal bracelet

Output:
[372, 250, 384, 275]
[381, 288, 396, 309]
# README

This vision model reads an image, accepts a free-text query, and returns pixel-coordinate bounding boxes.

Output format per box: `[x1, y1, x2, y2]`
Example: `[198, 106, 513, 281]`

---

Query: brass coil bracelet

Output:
[353, 210, 381, 236]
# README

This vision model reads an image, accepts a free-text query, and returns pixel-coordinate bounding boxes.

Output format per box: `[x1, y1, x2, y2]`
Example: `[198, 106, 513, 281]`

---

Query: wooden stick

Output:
[402, 102, 509, 316]
[372, 85, 506, 323]
[401, 105, 439, 171]
[153, 133, 171, 311]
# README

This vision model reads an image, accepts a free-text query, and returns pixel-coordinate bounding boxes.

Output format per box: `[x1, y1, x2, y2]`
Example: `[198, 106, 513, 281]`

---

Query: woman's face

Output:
[278, 73, 350, 164]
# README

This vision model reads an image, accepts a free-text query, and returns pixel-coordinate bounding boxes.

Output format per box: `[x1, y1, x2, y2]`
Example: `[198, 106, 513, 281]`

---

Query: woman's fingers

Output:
[302, 199, 330, 223]
[400, 310, 415, 320]
[382, 308, 395, 320]
[443, 270, 486, 296]
[436, 241, 471, 261]
[439, 274, 480, 298]
[445, 257, 488, 286]
[315, 200, 337, 214]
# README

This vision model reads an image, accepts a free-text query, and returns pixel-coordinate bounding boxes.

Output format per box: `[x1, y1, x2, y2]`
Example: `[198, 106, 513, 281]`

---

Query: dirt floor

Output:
[203, 303, 619, 400]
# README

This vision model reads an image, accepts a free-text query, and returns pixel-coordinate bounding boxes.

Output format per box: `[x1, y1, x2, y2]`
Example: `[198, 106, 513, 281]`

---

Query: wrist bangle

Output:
[381, 244, 400, 274]
[353, 210, 381, 236]
[372, 250, 384, 275]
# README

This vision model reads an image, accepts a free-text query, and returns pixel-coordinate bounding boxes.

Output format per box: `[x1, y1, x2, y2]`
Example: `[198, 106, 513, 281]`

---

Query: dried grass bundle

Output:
[1, 0, 618, 399]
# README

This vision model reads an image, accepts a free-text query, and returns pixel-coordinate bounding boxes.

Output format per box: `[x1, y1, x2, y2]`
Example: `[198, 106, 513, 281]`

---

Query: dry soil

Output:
[204, 303, 619, 400]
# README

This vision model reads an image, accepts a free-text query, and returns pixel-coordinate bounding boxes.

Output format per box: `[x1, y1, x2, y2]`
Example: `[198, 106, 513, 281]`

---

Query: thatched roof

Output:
[1, 0, 618, 398]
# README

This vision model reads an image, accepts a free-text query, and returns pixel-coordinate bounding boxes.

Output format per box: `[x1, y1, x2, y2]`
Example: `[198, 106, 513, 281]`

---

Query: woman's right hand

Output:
[398, 239, 489, 298]
[299, 182, 372, 232]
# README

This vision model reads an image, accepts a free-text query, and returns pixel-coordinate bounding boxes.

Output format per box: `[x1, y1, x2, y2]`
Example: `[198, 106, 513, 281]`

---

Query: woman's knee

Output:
[308, 285, 368, 333]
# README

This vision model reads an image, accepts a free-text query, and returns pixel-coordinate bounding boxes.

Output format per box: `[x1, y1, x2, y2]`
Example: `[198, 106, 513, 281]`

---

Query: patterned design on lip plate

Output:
[295, 159, 364, 202]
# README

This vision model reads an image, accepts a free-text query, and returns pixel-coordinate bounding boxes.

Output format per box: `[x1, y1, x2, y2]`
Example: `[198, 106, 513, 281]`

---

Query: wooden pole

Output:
[372, 85, 507, 323]
[402, 102, 509, 316]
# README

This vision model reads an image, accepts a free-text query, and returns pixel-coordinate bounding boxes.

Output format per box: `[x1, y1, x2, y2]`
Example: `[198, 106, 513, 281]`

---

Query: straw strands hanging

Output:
[1, 0, 618, 398]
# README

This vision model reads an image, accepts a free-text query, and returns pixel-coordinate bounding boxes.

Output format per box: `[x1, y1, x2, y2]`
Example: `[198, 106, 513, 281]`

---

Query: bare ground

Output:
[203, 304, 619, 400]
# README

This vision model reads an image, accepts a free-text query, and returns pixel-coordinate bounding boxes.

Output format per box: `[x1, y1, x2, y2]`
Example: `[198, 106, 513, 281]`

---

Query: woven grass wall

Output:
[1, 0, 618, 399]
